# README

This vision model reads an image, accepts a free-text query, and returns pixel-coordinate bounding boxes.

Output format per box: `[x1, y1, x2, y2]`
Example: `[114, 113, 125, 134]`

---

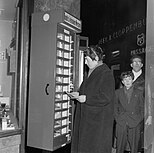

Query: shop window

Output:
[0, 1, 21, 132]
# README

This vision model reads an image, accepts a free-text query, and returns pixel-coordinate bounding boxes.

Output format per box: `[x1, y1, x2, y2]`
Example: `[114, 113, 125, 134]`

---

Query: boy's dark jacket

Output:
[114, 86, 144, 128]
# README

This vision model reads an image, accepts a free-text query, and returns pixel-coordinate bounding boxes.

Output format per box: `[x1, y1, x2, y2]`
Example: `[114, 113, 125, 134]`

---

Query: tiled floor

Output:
[26, 145, 144, 153]
[25, 144, 71, 153]
[112, 148, 144, 153]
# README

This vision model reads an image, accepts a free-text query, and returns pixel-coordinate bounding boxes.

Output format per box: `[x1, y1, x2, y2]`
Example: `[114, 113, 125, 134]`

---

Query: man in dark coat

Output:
[69, 46, 115, 153]
[130, 55, 145, 151]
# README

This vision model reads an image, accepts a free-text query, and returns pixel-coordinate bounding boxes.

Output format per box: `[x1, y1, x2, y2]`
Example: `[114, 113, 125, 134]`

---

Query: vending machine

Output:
[27, 9, 82, 151]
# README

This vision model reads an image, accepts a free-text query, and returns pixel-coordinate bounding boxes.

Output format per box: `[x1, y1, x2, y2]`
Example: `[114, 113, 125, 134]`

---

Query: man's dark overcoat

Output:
[133, 73, 145, 92]
[71, 64, 115, 153]
[133, 72, 145, 150]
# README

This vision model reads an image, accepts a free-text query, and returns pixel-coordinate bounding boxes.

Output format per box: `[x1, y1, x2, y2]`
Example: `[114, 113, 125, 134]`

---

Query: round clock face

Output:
[43, 13, 50, 21]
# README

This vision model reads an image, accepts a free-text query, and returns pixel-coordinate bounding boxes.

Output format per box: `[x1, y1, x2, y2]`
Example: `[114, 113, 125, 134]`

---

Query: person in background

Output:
[114, 71, 144, 153]
[130, 55, 145, 92]
[68, 45, 115, 153]
[130, 55, 145, 152]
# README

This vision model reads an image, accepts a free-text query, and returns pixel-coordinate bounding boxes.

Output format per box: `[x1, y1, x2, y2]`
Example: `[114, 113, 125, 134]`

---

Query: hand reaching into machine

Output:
[65, 91, 86, 103]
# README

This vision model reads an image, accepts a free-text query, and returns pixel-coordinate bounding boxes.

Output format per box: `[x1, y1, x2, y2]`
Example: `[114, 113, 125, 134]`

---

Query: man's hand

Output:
[65, 91, 79, 99]
[77, 95, 86, 103]
[145, 116, 152, 125]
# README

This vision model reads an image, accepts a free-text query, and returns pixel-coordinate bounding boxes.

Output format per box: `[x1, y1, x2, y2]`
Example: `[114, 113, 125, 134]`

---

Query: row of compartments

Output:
[54, 125, 71, 137]
[54, 117, 71, 128]
[57, 50, 73, 59]
[55, 101, 71, 110]
[56, 76, 72, 84]
[57, 41, 74, 51]
[57, 32, 73, 43]
[55, 91, 74, 101]
[56, 67, 73, 75]
[55, 84, 73, 93]
[54, 108, 71, 119]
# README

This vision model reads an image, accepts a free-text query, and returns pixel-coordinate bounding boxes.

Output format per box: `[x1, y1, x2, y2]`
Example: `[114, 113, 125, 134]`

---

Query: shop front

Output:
[0, 0, 23, 152]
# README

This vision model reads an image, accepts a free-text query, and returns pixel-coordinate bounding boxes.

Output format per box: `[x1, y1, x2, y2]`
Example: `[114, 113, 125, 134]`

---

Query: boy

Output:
[114, 71, 144, 153]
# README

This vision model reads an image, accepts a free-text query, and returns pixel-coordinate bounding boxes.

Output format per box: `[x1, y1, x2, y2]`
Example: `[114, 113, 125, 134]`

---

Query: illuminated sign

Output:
[99, 18, 146, 44]
[131, 33, 145, 55]
[137, 33, 145, 46]
[131, 47, 145, 55]
[64, 12, 82, 31]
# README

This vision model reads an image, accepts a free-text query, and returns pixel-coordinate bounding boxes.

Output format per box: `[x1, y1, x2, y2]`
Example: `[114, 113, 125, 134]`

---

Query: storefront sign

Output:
[131, 33, 145, 55]
[137, 33, 145, 46]
[130, 46, 154, 56]
[98, 18, 146, 44]
[131, 47, 145, 55]
[64, 12, 82, 31]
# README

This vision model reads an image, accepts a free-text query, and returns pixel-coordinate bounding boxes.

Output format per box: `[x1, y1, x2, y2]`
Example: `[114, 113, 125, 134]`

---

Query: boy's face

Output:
[122, 76, 133, 89]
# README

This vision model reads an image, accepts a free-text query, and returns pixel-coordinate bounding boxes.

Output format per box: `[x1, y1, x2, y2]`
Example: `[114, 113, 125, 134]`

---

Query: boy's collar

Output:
[124, 84, 134, 90]
[132, 69, 142, 75]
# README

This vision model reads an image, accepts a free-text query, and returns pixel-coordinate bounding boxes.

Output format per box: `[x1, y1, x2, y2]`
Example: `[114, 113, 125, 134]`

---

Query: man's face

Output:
[122, 76, 133, 89]
[85, 56, 98, 69]
[131, 57, 143, 72]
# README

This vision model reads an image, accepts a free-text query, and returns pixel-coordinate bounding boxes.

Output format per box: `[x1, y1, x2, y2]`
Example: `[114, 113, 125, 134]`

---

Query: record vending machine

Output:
[27, 9, 82, 151]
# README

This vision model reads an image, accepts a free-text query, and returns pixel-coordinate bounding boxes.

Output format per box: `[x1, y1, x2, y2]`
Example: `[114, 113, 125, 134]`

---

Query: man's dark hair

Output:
[84, 45, 105, 61]
[130, 55, 143, 63]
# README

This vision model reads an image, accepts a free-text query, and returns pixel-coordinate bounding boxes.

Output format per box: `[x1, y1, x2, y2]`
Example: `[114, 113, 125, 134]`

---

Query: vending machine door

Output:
[74, 35, 89, 90]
